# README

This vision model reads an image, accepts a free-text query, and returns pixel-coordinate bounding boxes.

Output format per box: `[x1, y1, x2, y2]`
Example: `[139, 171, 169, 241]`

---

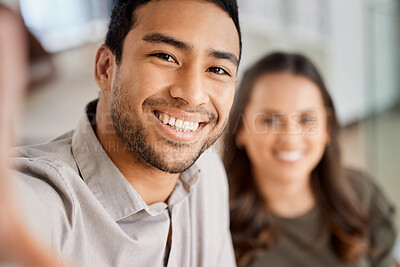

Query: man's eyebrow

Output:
[142, 33, 191, 52]
[208, 49, 239, 67]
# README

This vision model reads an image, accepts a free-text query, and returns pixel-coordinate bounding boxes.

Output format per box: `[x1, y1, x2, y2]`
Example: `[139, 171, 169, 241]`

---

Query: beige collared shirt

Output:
[11, 100, 236, 267]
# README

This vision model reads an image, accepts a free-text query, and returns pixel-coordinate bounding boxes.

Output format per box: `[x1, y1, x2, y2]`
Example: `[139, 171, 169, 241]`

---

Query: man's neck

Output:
[94, 101, 180, 205]
[112, 150, 180, 205]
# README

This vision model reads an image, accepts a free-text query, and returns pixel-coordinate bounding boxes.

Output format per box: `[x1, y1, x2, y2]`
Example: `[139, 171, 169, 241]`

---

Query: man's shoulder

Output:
[12, 130, 77, 170]
[11, 130, 82, 218]
[9, 131, 85, 246]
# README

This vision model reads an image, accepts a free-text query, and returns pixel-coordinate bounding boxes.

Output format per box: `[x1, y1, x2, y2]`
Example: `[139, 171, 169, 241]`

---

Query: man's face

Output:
[110, 0, 240, 173]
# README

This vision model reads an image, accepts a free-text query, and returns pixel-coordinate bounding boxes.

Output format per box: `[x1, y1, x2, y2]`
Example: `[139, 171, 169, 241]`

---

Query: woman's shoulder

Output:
[345, 168, 389, 206]
[345, 168, 397, 266]
[345, 168, 372, 189]
[345, 168, 395, 216]
[345, 168, 395, 228]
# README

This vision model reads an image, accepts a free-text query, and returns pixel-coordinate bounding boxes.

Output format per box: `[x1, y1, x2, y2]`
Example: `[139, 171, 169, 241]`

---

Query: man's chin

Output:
[156, 135, 223, 174]
[138, 153, 198, 174]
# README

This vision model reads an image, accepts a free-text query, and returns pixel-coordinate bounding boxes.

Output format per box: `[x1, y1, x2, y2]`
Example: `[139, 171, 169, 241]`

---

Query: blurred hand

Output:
[0, 6, 67, 266]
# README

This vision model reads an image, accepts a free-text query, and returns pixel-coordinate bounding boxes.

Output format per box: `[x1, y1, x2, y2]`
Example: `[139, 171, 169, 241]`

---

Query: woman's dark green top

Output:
[245, 169, 397, 267]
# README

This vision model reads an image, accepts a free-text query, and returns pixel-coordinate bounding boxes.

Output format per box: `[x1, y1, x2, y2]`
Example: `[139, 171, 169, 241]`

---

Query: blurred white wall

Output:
[238, 0, 399, 125]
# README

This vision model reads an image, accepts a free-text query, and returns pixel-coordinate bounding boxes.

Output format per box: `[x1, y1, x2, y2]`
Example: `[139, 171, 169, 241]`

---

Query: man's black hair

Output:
[105, 0, 241, 65]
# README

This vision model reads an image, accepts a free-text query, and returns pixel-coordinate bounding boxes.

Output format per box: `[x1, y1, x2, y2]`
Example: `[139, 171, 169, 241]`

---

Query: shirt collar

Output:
[168, 163, 200, 209]
[71, 100, 200, 220]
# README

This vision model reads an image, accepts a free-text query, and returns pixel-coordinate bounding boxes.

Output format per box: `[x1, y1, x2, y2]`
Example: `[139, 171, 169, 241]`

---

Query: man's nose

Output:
[169, 66, 209, 107]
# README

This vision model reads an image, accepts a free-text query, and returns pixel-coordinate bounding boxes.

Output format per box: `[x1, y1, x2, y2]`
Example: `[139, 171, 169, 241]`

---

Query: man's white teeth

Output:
[277, 151, 302, 162]
[162, 115, 169, 124]
[168, 117, 176, 126]
[175, 119, 183, 128]
[158, 113, 199, 132]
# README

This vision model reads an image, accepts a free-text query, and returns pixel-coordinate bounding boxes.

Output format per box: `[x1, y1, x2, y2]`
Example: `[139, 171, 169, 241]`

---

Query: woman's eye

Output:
[302, 117, 316, 124]
[264, 118, 284, 125]
[152, 53, 176, 63]
[208, 67, 229, 76]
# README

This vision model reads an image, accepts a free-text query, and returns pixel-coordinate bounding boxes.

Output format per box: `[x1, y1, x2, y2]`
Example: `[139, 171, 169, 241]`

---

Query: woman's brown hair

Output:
[224, 52, 369, 266]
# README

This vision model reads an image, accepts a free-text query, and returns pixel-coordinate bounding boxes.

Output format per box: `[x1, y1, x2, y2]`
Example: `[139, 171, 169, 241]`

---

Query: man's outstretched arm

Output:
[0, 6, 66, 266]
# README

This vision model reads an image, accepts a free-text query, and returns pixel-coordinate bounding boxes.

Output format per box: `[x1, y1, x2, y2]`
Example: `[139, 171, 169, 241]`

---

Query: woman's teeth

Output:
[277, 151, 302, 162]
[156, 112, 199, 132]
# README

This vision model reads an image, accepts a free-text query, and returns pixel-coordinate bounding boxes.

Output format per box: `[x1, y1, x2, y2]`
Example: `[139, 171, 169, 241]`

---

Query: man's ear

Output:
[94, 45, 114, 92]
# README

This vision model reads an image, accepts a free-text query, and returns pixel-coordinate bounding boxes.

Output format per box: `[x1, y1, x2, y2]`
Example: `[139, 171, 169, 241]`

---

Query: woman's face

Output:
[237, 72, 330, 182]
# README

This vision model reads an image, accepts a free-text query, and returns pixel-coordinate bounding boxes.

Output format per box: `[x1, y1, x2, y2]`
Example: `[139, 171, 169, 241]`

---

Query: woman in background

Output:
[224, 52, 396, 267]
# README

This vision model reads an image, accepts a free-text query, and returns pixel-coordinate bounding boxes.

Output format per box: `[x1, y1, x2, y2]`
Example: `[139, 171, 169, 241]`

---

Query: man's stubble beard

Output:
[110, 73, 227, 174]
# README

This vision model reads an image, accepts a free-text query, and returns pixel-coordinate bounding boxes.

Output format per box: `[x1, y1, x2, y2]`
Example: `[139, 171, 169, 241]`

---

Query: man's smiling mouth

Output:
[154, 111, 200, 132]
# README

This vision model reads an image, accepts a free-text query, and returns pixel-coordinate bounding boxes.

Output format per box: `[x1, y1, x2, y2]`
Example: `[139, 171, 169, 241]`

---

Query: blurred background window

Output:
[19, 0, 112, 52]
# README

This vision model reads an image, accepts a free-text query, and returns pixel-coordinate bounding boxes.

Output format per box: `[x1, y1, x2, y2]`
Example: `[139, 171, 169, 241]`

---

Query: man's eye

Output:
[151, 53, 176, 63]
[208, 67, 230, 76]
